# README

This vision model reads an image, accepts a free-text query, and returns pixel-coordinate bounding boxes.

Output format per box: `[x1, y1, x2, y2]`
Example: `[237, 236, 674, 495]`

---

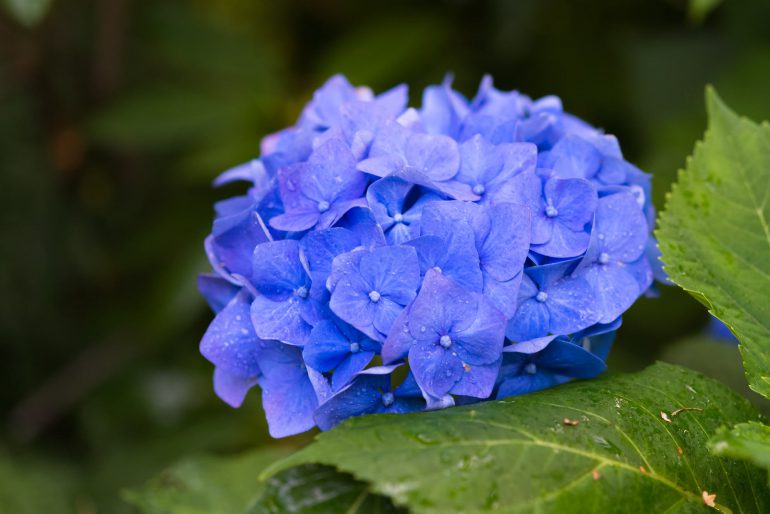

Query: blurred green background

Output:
[1, 0, 769, 511]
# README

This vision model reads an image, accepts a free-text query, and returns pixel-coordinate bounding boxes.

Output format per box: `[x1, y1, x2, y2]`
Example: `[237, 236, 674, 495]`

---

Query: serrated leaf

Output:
[709, 422, 770, 484]
[263, 363, 768, 514]
[124, 447, 289, 514]
[657, 87, 770, 399]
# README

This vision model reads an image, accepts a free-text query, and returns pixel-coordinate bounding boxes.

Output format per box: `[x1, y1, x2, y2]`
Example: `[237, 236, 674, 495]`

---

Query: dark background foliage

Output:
[1, 0, 768, 511]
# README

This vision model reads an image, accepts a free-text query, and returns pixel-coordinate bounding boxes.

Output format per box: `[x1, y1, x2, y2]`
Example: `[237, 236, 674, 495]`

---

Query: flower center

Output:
[472, 184, 486, 195]
[381, 391, 395, 407]
[368, 290, 381, 302]
[432, 266, 442, 273]
[545, 205, 559, 218]
[349, 342, 360, 353]
[294, 286, 309, 299]
[439, 335, 452, 348]
[393, 212, 404, 223]
[524, 362, 537, 375]
[317, 200, 330, 212]
[598, 252, 610, 265]
[535, 291, 548, 303]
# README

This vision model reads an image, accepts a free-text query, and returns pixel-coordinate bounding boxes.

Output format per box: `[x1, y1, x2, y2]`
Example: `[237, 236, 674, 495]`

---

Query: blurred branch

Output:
[92, 0, 129, 102]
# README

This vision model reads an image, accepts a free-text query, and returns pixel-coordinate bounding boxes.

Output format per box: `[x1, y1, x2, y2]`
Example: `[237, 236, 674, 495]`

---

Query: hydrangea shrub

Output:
[199, 75, 660, 437]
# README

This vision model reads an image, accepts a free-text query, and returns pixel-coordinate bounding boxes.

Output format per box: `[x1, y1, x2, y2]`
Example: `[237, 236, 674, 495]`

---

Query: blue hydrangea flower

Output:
[314, 367, 425, 430]
[384, 270, 507, 399]
[328, 245, 421, 341]
[198, 74, 661, 437]
[573, 191, 652, 323]
[303, 318, 381, 391]
[270, 137, 367, 232]
[249, 240, 326, 346]
[496, 336, 607, 397]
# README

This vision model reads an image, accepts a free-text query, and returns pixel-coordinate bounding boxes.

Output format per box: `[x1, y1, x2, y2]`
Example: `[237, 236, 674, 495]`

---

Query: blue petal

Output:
[210, 204, 271, 278]
[303, 319, 351, 372]
[407, 270, 478, 341]
[200, 294, 261, 377]
[449, 358, 501, 398]
[535, 339, 607, 378]
[409, 340, 464, 398]
[591, 191, 648, 263]
[496, 372, 561, 398]
[213, 367, 258, 408]
[331, 351, 375, 392]
[452, 294, 506, 366]
[250, 295, 312, 346]
[541, 135, 601, 179]
[506, 296, 550, 342]
[580, 261, 642, 324]
[482, 273, 522, 319]
[198, 273, 240, 313]
[251, 240, 308, 299]
[546, 275, 599, 335]
[404, 133, 460, 181]
[334, 206, 386, 249]
[545, 178, 597, 230]
[381, 304, 416, 364]
[406, 231, 483, 292]
[314, 374, 389, 431]
[358, 246, 421, 305]
[479, 203, 530, 282]
[300, 228, 360, 279]
[504, 335, 557, 354]
[256, 340, 319, 437]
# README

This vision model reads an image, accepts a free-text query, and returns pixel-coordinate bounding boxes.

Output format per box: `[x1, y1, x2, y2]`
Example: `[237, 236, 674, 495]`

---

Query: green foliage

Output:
[688, 0, 725, 23]
[126, 449, 402, 514]
[658, 88, 770, 399]
[709, 422, 770, 483]
[124, 447, 289, 514]
[258, 363, 766, 514]
[0, 452, 80, 514]
[1, 0, 52, 27]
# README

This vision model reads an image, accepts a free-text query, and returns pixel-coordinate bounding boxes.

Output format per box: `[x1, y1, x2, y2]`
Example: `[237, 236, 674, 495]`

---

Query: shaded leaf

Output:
[658, 87, 770, 399]
[709, 422, 770, 482]
[251, 465, 403, 514]
[124, 447, 289, 514]
[264, 363, 768, 514]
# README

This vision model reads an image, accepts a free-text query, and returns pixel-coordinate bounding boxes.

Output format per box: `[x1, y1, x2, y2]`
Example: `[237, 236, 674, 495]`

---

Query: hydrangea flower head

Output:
[199, 74, 658, 437]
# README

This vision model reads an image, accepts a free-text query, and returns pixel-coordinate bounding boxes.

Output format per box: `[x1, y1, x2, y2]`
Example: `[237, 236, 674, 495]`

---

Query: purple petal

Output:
[405, 133, 460, 181]
[381, 304, 416, 364]
[541, 135, 601, 179]
[482, 273, 522, 319]
[504, 335, 557, 354]
[313, 374, 388, 431]
[536, 339, 607, 378]
[506, 297, 550, 342]
[449, 358, 501, 398]
[545, 178, 597, 230]
[359, 246, 421, 304]
[409, 341, 464, 398]
[251, 240, 308, 299]
[213, 368, 258, 408]
[407, 270, 478, 341]
[331, 351, 375, 392]
[479, 203, 530, 282]
[198, 273, 240, 313]
[452, 295, 506, 366]
[580, 261, 642, 324]
[593, 192, 648, 263]
[250, 295, 312, 346]
[547, 275, 600, 335]
[300, 228, 360, 279]
[200, 294, 262, 377]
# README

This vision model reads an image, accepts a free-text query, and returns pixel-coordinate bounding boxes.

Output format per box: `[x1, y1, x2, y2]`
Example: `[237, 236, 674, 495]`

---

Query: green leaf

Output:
[709, 422, 770, 480]
[688, 0, 725, 24]
[264, 363, 768, 514]
[1, 0, 52, 27]
[252, 465, 403, 514]
[657, 87, 770, 399]
[124, 447, 289, 514]
[124, 448, 403, 514]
